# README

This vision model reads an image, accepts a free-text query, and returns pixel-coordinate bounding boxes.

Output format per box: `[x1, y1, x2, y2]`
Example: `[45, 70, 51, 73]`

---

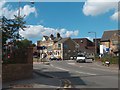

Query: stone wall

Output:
[2, 64, 33, 82]
[2, 47, 33, 82]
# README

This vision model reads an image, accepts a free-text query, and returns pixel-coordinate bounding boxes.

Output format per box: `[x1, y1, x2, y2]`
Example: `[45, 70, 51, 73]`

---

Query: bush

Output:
[101, 55, 118, 64]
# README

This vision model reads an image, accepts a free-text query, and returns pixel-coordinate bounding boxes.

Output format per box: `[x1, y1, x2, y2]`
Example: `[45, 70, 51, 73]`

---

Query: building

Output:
[53, 37, 78, 60]
[37, 33, 78, 60]
[73, 38, 95, 57]
[100, 30, 120, 56]
[93, 38, 101, 54]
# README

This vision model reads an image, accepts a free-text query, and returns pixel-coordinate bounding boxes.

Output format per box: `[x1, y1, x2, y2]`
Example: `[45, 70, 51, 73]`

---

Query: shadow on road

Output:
[35, 69, 87, 86]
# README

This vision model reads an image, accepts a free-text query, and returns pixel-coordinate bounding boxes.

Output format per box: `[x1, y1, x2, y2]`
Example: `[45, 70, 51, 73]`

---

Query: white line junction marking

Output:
[51, 64, 97, 75]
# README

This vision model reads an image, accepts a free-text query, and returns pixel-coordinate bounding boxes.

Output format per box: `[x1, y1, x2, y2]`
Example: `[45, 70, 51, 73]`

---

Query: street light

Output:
[88, 32, 97, 59]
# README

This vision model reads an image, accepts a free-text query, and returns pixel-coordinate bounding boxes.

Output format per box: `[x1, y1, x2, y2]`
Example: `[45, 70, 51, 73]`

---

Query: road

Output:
[33, 60, 118, 88]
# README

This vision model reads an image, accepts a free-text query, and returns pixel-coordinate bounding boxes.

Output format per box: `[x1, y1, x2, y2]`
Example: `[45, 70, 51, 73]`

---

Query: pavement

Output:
[2, 71, 61, 89]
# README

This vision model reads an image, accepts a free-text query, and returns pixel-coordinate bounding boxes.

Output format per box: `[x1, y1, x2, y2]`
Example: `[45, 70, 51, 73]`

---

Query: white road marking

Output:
[51, 64, 97, 75]
[75, 71, 97, 76]
[34, 67, 39, 69]
[67, 62, 118, 72]
[87, 67, 118, 72]
[51, 64, 69, 71]
[67, 63, 75, 65]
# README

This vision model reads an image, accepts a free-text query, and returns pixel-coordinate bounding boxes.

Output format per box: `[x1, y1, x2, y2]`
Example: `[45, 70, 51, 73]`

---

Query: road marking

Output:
[34, 67, 39, 69]
[53, 67, 69, 71]
[51, 64, 97, 76]
[75, 71, 97, 76]
[67, 63, 75, 65]
[87, 67, 118, 72]
[67, 62, 118, 72]
[50, 64, 69, 71]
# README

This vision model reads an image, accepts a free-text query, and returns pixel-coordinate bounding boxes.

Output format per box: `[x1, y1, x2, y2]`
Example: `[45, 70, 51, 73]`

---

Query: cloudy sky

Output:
[1, 0, 119, 43]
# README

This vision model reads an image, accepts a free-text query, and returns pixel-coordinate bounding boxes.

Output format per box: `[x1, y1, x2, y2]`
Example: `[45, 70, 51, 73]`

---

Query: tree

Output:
[1, 15, 26, 46]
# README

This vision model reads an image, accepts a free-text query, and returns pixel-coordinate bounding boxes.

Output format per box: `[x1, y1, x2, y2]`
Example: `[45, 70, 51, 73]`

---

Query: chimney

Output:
[57, 33, 60, 38]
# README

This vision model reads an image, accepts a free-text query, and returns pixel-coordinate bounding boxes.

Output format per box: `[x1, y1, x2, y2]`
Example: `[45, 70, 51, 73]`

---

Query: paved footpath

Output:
[2, 72, 60, 89]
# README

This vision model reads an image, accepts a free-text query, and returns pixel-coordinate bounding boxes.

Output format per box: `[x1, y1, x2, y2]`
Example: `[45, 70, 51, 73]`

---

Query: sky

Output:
[0, 0, 119, 44]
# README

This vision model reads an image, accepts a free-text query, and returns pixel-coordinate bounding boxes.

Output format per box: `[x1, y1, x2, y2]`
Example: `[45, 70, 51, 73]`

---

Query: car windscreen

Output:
[78, 55, 85, 57]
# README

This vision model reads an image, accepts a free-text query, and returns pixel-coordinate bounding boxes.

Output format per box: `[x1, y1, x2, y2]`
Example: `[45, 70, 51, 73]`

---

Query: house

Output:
[100, 30, 120, 56]
[93, 38, 101, 54]
[53, 37, 78, 60]
[37, 33, 78, 60]
[73, 38, 95, 57]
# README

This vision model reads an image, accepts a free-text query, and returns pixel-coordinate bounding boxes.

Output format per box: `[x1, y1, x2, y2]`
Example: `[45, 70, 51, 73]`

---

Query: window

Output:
[58, 52, 59, 55]
[58, 44, 61, 48]
[112, 40, 118, 45]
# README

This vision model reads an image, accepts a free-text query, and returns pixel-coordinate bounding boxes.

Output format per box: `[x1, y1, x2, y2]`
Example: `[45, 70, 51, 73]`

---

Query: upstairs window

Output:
[58, 44, 61, 48]
[112, 40, 118, 45]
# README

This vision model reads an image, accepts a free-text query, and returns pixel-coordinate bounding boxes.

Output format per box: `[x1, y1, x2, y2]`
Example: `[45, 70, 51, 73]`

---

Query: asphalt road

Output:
[33, 60, 118, 88]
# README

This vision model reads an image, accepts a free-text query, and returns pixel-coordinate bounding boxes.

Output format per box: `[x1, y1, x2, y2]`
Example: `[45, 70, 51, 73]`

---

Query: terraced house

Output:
[37, 33, 78, 60]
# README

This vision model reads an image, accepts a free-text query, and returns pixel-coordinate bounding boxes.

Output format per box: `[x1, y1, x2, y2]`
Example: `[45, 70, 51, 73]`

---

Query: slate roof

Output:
[57, 37, 70, 43]
[53, 37, 62, 42]
[101, 30, 120, 41]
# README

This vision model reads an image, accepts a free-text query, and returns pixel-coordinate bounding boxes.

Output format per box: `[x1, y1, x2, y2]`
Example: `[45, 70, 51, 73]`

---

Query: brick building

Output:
[73, 38, 95, 57]
[37, 33, 78, 60]
[100, 30, 120, 56]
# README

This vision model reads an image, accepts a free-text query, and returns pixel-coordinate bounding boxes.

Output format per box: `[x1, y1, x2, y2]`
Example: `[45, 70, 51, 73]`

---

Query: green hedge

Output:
[101, 55, 118, 64]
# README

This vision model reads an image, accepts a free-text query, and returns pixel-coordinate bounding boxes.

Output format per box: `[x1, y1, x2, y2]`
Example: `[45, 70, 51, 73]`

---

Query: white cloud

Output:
[0, 1, 37, 19]
[65, 30, 79, 37]
[19, 25, 79, 39]
[110, 11, 120, 21]
[83, 0, 119, 21]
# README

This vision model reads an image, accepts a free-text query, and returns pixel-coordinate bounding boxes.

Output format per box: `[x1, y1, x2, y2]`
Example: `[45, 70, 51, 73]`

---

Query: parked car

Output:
[85, 58, 93, 63]
[49, 56, 58, 60]
[49, 55, 62, 61]
[76, 54, 86, 63]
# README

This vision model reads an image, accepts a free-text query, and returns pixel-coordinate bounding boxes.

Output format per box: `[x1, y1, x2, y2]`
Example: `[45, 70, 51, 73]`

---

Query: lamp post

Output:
[88, 32, 97, 60]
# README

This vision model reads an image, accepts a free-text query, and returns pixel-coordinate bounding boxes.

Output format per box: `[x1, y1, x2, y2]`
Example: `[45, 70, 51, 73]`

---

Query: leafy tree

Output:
[1, 15, 26, 46]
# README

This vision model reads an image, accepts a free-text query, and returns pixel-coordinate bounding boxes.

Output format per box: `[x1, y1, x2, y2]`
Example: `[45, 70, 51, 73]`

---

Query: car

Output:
[76, 54, 86, 63]
[49, 56, 58, 60]
[85, 58, 93, 63]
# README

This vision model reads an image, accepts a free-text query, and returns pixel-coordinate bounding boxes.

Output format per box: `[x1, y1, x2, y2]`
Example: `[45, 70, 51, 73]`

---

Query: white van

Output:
[76, 54, 86, 63]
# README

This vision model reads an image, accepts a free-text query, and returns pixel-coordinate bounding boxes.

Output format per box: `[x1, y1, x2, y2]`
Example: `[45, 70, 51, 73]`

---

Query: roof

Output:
[101, 30, 120, 41]
[43, 36, 49, 40]
[53, 37, 62, 42]
[73, 38, 93, 43]
[57, 37, 70, 43]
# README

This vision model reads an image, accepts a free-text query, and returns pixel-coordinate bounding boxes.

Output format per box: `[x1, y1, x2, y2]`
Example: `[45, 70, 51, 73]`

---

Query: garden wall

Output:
[2, 47, 33, 82]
